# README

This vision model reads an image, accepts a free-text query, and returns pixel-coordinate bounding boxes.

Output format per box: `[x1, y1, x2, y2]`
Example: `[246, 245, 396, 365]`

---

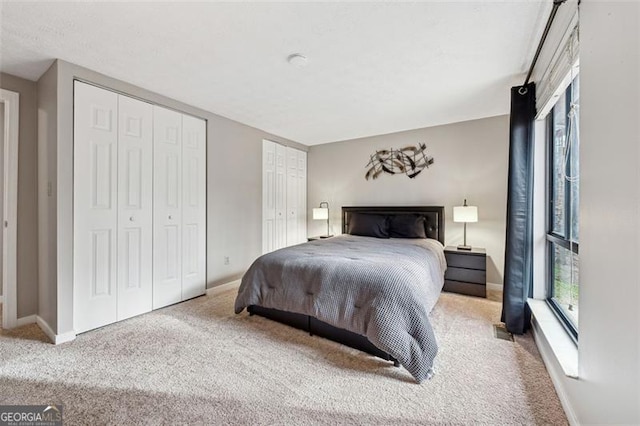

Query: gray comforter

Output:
[234, 235, 447, 383]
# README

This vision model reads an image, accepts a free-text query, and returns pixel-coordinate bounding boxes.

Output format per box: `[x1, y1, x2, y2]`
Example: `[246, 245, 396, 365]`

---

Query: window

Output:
[546, 75, 580, 339]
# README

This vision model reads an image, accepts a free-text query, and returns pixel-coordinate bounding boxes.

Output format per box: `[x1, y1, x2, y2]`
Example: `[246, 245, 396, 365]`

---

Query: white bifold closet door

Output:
[180, 115, 207, 301]
[296, 150, 307, 242]
[286, 147, 299, 246]
[74, 82, 153, 333]
[262, 140, 288, 253]
[74, 81, 206, 333]
[117, 95, 153, 321]
[153, 106, 183, 309]
[153, 106, 206, 309]
[274, 143, 287, 250]
[74, 82, 119, 333]
[286, 147, 307, 246]
[262, 141, 276, 254]
[262, 140, 307, 253]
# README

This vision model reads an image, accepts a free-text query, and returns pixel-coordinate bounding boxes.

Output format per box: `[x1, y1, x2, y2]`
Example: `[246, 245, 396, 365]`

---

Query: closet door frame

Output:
[1, 88, 19, 330]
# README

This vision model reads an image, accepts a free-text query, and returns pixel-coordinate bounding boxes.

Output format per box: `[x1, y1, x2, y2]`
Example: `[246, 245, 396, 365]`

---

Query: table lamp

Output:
[312, 202, 330, 238]
[453, 199, 478, 250]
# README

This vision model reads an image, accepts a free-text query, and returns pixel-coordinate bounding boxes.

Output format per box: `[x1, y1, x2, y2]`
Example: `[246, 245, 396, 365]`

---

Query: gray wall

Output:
[307, 115, 509, 286]
[206, 114, 286, 286]
[0, 72, 39, 318]
[38, 59, 307, 334]
[535, 2, 640, 423]
[37, 63, 58, 330]
[0, 103, 3, 297]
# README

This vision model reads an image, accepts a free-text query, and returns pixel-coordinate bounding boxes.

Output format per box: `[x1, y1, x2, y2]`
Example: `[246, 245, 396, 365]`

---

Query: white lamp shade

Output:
[453, 205, 478, 223]
[313, 208, 329, 220]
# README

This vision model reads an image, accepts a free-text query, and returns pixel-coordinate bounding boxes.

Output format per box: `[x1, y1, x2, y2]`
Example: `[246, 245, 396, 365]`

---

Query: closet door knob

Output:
[129, 216, 134, 222]
[168, 215, 173, 220]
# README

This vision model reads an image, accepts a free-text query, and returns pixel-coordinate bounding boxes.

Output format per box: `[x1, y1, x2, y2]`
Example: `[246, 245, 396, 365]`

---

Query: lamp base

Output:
[457, 245, 472, 251]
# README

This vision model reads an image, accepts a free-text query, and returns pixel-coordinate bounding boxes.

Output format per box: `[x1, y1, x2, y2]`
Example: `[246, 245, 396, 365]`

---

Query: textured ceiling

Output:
[0, 1, 549, 145]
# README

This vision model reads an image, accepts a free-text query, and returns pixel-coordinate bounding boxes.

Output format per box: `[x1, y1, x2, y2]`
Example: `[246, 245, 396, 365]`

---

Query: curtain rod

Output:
[522, 0, 568, 88]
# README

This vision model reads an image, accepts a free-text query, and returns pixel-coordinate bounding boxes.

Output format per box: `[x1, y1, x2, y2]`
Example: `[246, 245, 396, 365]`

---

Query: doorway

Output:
[1, 88, 19, 329]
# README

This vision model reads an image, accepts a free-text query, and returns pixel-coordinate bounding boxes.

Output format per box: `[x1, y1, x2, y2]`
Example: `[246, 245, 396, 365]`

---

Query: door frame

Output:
[1, 88, 19, 329]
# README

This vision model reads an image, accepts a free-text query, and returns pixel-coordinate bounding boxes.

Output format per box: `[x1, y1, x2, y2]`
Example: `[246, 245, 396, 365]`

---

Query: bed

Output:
[234, 206, 446, 382]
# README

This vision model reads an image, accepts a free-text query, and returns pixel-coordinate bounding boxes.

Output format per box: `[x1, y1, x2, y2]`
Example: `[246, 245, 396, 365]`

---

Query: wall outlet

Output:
[224, 256, 230, 265]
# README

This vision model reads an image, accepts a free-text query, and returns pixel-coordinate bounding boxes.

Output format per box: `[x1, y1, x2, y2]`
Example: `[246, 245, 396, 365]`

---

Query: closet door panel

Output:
[73, 81, 119, 333]
[286, 147, 299, 246]
[153, 106, 183, 309]
[297, 150, 307, 243]
[274, 143, 287, 250]
[181, 115, 206, 300]
[117, 95, 153, 320]
[262, 140, 276, 254]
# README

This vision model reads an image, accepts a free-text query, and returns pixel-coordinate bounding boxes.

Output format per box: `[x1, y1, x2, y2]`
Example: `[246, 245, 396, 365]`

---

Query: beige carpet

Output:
[0, 290, 567, 425]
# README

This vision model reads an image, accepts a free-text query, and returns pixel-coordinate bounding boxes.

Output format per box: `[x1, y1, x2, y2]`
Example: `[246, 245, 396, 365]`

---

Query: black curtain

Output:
[501, 82, 536, 335]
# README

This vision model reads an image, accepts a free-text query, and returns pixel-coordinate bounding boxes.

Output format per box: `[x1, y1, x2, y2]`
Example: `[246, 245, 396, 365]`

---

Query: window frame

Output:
[546, 242, 579, 342]
[545, 80, 579, 342]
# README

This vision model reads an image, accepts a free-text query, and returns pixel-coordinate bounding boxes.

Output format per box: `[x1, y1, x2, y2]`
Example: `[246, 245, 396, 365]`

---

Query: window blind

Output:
[536, 13, 579, 119]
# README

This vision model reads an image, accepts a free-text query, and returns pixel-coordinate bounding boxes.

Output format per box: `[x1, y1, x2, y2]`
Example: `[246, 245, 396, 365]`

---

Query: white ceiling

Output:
[0, 1, 549, 145]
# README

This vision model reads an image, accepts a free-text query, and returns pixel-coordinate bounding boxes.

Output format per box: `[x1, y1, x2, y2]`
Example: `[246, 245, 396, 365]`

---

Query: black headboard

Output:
[341, 206, 445, 245]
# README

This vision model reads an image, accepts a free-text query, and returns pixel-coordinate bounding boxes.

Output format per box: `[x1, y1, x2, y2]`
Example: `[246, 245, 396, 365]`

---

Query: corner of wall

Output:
[55, 60, 74, 335]
[0, 72, 40, 319]
[36, 60, 59, 333]
[36, 315, 75, 345]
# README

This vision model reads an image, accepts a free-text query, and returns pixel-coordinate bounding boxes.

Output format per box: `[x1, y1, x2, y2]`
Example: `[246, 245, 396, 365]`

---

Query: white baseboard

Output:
[531, 317, 579, 426]
[486, 282, 503, 292]
[55, 330, 77, 345]
[36, 316, 76, 345]
[206, 279, 241, 297]
[16, 314, 36, 327]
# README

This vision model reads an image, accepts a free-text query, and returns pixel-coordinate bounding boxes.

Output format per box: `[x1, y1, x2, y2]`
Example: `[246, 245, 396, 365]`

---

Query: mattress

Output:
[234, 234, 446, 382]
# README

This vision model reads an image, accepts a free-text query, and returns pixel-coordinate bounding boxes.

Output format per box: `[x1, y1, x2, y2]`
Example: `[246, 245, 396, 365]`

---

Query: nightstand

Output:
[307, 235, 334, 242]
[443, 246, 486, 297]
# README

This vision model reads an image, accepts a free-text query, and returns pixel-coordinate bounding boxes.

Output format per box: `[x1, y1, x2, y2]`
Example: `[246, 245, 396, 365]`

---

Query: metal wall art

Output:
[365, 143, 434, 180]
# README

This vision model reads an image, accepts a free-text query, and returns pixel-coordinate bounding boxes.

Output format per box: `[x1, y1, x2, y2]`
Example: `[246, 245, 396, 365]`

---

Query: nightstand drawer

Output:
[443, 280, 486, 297]
[445, 267, 486, 285]
[446, 253, 486, 270]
